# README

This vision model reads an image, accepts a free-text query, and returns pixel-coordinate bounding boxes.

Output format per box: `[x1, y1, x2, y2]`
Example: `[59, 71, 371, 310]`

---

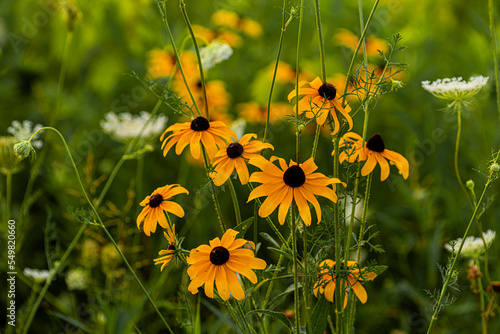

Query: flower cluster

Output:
[445, 230, 496, 259]
[8, 120, 44, 149]
[421, 76, 488, 101]
[101, 111, 167, 144]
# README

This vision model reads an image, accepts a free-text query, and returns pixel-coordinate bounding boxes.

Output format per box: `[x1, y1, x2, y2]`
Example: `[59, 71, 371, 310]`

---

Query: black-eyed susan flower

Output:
[287, 77, 353, 134]
[338, 132, 409, 181]
[186, 229, 266, 301]
[313, 260, 377, 307]
[210, 134, 274, 186]
[247, 156, 345, 226]
[333, 28, 388, 58]
[153, 225, 177, 271]
[137, 185, 189, 236]
[160, 117, 236, 160]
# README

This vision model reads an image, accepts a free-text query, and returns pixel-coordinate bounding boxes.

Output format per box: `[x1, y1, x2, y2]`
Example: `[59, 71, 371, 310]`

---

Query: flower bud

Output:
[14, 141, 34, 160]
[465, 179, 474, 190]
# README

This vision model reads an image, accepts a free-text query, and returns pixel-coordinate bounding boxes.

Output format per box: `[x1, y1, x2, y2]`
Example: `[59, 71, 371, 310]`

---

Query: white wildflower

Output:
[101, 111, 167, 144]
[23, 268, 51, 283]
[65, 267, 87, 291]
[341, 195, 364, 225]
[445, 229, 496, 259]
[200, 41, 233, 70]
[7, 120, 44, 149]
[421, 76, 488, 101]
[230, 118, 246, 140]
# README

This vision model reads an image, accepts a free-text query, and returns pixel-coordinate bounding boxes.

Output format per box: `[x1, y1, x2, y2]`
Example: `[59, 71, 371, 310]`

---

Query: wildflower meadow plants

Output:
[3, 0, 500, 333]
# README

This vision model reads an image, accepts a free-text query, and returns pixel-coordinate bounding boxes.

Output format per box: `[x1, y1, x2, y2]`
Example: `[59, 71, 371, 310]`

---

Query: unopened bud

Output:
[489, 162, 500, 174]
[465, 179, 474, 190]
[14, 141, 35, 160]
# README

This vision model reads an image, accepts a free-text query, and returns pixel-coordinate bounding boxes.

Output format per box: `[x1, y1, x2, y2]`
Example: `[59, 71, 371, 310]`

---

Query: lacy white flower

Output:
[445, 229, 496, 259]
[7, 120, 44, 149]
[101, 111, 167, 143]
[23, 268, 50, 283]
[421, 76, 488, 101]
[200, 41, 233, 70]
[230, 118, 246, 140]
[65, 268, 87, 291]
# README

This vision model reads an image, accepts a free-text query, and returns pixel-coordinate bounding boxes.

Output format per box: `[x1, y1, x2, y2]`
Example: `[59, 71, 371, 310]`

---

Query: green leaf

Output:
[233, 217, 254, 238]
[307, 295, 329, 334]
[267, 247, 293, 261]
[260, 232, 280, 249]
[247, 309, 293, 331]
[45, 310, 92, 333]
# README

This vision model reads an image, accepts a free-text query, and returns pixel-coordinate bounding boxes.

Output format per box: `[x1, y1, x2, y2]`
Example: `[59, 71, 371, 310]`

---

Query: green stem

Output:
[426, 177, 494, 333]
[202, 148, 226, 232]
[136, 155, 144, 200]
[291, 205, 301, 333]
[454, 104, 474, 210]
[294, 0, 304, 164]
[235, 300, 255, 334]
[179, 0, 210, 119]
[224, 300, 247, 334]
[157, 2, 202, 116]
[332, 136, 343, 333]
[488, 0, 500, 121]
[302, 225, 309, 325]
[264, 0, 288, 143]
[227, 178, 242, 227]
[311, 124, 321, 160]
[261, 233, 293, 310]
[314, 0, 327, 82]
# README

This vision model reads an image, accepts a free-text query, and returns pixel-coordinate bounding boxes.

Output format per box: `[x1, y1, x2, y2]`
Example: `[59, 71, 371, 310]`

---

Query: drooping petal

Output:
[375, 153, 390, 181]
[294, 188, 312, 226]
[162, 201, 185, 218]
[215, 266, 230, 300]
[348, 276, 368, 304]
[361, 153, 377, 176]
[234, 157, 250, 185]
[225, 266, 245, 300]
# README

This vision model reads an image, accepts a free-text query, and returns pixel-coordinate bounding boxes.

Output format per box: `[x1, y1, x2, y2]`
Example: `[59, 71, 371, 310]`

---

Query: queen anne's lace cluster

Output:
[445, 229, 496, 259]
[101, 111, 167, 143]
[8, 120, 44, 149]
[421, 76, 489, 100]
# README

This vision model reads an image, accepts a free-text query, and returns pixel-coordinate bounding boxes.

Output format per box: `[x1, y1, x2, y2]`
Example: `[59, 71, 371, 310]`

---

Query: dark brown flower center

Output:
[283, 165, 306, 188]
[190, 116, 210, 131]
[318, 83, 337, 100]
[226, 142, 244, 158]
[149, 194, 163, 208]
[210, 246, 230, 265]
[167, 244, 176, 251]
[366, 134, 385, 152]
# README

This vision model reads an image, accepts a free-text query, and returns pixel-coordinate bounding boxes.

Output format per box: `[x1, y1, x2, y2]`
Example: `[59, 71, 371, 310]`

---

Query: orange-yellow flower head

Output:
[313, 260, 377, 307]
[337, 132, 409, 181]
[153, 225, 177, 271]
[136, 185, 189, 236]
[210, 134, 274, 186]
[160, 117, 236, 160]
[187, 229, 267, 301]
[248, 156, 345, 226]
[288, 77, 353, 134]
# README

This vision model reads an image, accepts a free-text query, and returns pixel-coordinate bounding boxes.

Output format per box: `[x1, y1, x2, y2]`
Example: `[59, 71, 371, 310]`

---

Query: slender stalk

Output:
[454, 103, 473, 210]
[291, 205, 301, 333]
[426, 176, 494, 333]
[201, 148, 226, 232]
[314, 0, 326, 82]
[136, 155, 144, 200]
[302, 226, 309, 324]
[264, 0, 288, 143]
[235, 300, 255, 334]
[488, 0, 500, 121]
[332, 136, 343, 333]
[294, 0, 304, 164]
[311, 125, 322, 159]
[157, 3, 202, 116]
[179, 0, 210, 119]
[227, 178, 242, 226]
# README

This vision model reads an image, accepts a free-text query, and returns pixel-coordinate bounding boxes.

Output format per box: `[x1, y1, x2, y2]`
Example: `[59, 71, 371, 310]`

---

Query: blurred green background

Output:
[1, 0, 500, 333]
